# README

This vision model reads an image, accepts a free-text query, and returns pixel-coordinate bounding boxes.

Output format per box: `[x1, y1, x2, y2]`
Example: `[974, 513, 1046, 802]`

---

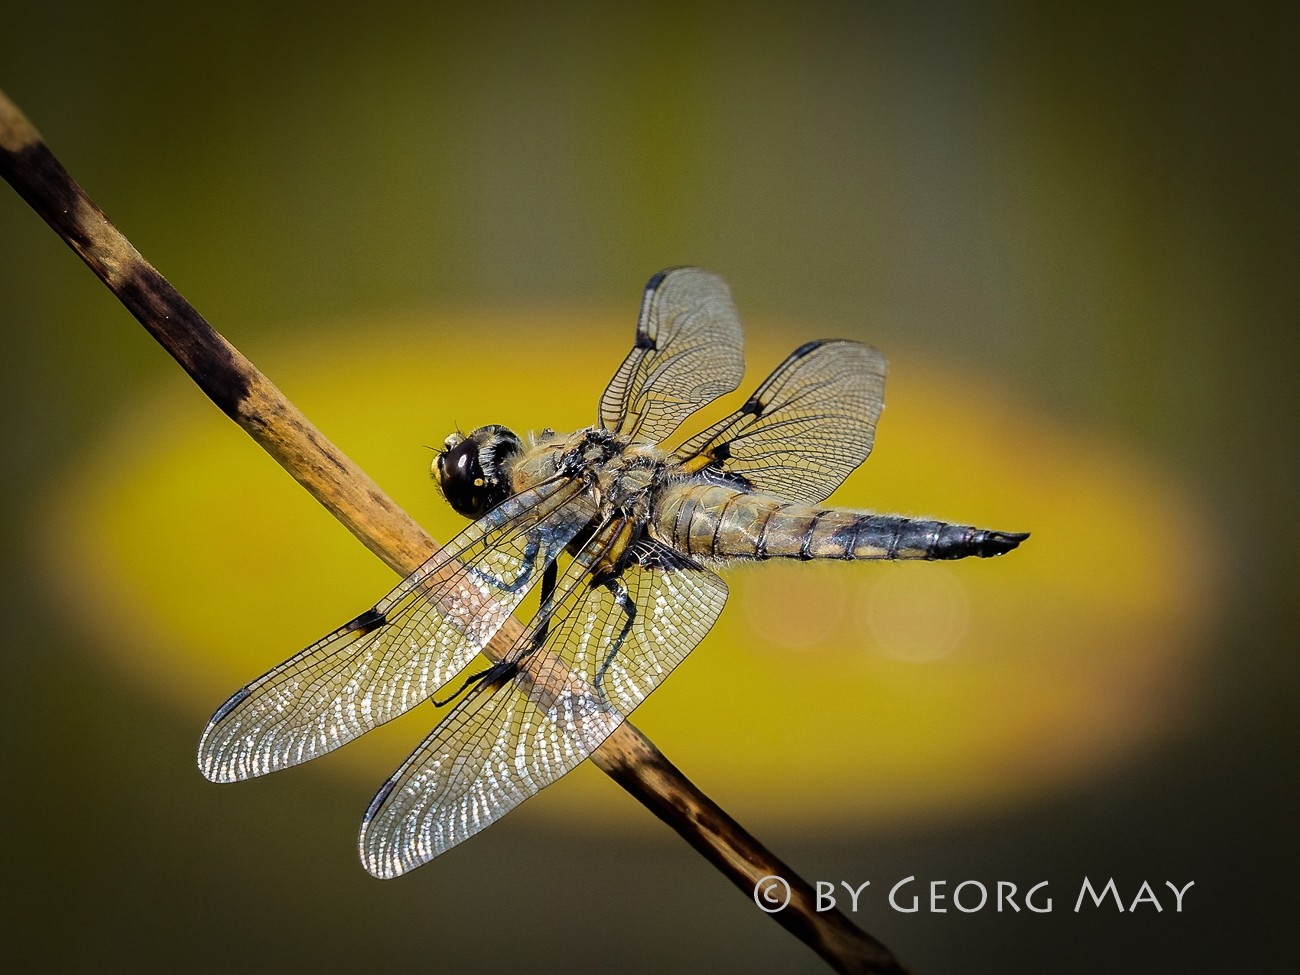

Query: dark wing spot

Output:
[698, 462, 753, 491]
[629, 537, 705, 572]
[362, 774, 399, 825]
[634, 270, 671, 349]
[789, 339, 826, 360]
[345, 607, 387, 636]
[208, 685, 252, 726]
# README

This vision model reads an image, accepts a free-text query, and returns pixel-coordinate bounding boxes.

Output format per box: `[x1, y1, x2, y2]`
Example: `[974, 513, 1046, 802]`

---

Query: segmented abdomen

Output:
[653, 484, 1026, 561]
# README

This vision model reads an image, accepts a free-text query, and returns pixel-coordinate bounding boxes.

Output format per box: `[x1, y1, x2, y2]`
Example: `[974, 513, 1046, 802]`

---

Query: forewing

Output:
[674, 339, 886, 504]
[359, 532, 728, 878]
[599, 267, 745, 445]
[198, 477, 592, 782]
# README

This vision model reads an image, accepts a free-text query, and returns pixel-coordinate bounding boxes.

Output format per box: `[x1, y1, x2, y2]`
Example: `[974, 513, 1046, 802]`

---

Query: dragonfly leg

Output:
[465, 531, 545, 593]
[430, 658, 514, 708]
[594, 574, 636, 707]
[528, 560, 561, 650]
[433, 555, 560, 709]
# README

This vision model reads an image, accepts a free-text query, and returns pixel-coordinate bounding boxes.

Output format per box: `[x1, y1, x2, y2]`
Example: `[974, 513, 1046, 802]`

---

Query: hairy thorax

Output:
[510, 427, 674, 516]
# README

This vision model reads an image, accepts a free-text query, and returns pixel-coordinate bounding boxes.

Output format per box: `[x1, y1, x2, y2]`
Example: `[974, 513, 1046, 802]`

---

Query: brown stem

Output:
[0, 88, 907, 975]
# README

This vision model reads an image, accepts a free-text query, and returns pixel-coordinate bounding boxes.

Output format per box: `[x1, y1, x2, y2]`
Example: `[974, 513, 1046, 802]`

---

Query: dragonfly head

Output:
[434, 425, 523, 518]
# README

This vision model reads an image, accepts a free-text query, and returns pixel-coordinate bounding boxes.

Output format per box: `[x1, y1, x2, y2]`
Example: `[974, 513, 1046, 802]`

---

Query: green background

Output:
[1, 3, 1294, 972]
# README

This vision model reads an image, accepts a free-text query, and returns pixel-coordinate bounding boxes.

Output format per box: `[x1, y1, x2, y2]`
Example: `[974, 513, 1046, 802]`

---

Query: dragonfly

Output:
[198, 267, 1028, 879]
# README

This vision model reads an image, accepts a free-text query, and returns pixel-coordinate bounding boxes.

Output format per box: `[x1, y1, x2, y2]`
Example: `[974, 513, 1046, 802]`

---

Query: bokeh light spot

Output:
[864, 565, 970, 663]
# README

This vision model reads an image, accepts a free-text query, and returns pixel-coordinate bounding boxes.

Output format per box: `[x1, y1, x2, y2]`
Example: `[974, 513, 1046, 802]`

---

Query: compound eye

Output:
[437, 438, 489, 517]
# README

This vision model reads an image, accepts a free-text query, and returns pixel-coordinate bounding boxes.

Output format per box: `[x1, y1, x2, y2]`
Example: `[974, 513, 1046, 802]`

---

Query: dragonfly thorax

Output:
[510, 425, 666, 512]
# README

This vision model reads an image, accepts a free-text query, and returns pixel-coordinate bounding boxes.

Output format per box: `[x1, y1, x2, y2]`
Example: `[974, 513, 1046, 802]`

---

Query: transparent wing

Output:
[359, 530, 728, 878]
[599, 267, 745, 445]
[198, 477, 593, 782]
[674, 339, 887, 504]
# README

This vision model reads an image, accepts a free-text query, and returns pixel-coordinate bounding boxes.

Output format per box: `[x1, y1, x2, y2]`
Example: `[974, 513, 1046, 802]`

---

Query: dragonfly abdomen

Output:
[656, 484, 1027, 561]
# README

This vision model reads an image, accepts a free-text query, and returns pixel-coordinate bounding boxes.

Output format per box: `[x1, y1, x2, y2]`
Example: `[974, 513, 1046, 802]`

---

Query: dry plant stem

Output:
[0, 89, 906, 975]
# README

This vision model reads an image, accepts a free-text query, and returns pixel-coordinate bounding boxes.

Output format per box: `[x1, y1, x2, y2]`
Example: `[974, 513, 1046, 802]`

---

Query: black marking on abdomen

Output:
[832, 520, 860, 560]
[799, 512, 825, 561]
[887, 519, 902, 559]
[907, 521, 1030, 559]
[755, 505, 775, 559]
[924, 522, 944, 560]
[822, 515, 1031, 561]
[711, 494, 736, 555]
[680, 492, 703, 557]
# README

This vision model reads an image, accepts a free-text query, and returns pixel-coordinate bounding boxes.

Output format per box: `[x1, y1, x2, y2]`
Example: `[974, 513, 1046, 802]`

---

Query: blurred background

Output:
[1, 3, 1294, 972]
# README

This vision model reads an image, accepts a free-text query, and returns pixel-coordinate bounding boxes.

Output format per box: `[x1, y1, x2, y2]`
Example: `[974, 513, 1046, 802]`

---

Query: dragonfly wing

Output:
[674, 339, 886, 504]
[198, 477, 593, 782]
[358, 529, 727, 877]
[599, 267, 745, 445]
